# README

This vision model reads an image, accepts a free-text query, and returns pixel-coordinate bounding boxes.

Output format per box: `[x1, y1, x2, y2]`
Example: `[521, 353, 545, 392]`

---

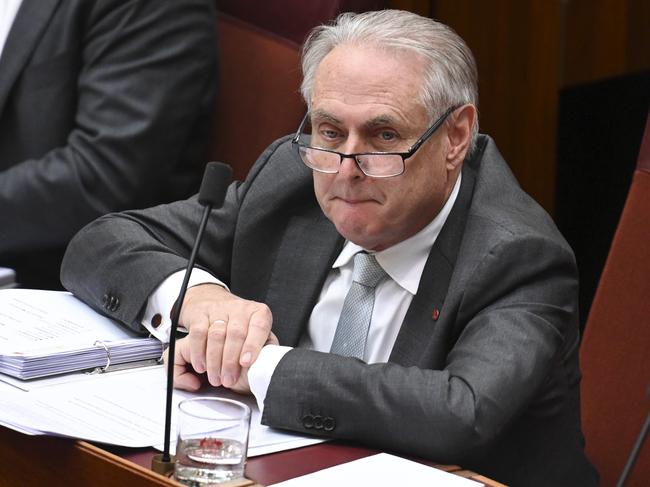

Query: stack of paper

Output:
[0, 289, 326, 455]
[0, 366, 325, 455]
[0, 289, 162, 379]
[0, 337, 162, 379]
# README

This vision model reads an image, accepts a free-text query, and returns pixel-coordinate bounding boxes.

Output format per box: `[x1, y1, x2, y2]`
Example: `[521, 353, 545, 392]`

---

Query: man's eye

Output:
[379, 131, 397, 141]
[320, 129, 339, 139]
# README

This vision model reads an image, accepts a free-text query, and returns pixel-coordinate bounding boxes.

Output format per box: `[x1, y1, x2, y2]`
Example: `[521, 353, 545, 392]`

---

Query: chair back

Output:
[208, 13, 304, 180]
[580, 110, 650, 486]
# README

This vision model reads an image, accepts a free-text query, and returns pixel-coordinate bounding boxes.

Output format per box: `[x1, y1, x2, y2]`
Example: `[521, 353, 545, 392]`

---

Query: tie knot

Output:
[352, 252, 386, 288]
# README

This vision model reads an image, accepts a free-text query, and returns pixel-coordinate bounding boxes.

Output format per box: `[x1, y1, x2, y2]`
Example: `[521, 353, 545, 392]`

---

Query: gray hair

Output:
[300, 9, 479, 149]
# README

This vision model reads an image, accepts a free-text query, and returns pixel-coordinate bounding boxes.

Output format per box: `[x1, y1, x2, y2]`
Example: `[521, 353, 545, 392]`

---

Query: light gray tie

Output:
[330, 252, 387, 359]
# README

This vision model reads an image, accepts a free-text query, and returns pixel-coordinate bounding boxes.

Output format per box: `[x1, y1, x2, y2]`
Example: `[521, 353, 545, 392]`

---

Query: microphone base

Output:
[151, 453, 175, 477]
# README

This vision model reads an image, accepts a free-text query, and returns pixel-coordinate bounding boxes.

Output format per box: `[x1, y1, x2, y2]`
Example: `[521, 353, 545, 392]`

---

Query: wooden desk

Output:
[0, 426, 505, 486]
[0, 426, 176, 486]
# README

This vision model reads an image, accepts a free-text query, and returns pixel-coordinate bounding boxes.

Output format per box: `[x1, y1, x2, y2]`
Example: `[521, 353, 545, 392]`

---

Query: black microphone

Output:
[198, 162, 232, 207]
[152, 161, 232, 475]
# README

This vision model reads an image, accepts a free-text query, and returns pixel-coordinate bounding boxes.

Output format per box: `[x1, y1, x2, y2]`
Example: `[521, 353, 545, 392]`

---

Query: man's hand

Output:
[175, 283, 277, 389]
[166, 337, 256, 394]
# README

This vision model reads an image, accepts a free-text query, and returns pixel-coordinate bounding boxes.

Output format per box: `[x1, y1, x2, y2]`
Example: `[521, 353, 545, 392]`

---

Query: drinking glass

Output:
[175, 397, 251, 485]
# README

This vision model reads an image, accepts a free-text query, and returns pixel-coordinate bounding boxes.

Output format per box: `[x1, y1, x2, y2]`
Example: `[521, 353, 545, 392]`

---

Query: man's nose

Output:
[338, 155, 365, 179]
[340, 133, 365, 154]
[337, 136, 366, 178]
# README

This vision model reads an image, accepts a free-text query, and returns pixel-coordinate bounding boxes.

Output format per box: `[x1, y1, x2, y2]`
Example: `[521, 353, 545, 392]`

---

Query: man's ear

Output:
[445, 104, 477, 170]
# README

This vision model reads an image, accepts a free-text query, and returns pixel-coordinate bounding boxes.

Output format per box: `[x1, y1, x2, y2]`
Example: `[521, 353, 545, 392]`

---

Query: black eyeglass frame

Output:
[291, 106, 458, 178]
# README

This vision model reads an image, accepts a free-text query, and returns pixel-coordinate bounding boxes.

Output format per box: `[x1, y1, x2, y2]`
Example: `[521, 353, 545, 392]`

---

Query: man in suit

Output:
[0, 0, 217, 288]
[61, 10, 597, 486]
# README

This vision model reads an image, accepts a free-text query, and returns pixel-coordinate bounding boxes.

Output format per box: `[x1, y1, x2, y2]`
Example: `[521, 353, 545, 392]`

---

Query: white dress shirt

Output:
[143, 174, 461, 413]
[0, 0, 23, 59]
[141, 268, 222, 341]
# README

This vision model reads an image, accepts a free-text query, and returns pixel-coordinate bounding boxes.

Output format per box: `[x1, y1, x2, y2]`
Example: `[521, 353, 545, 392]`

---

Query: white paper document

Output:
[0, 289, 323, 456]
[0, 365, 324, 456]
[269, 453, 482, 486]
[0, 289, 135, 351]
[0, 289, 162, 379]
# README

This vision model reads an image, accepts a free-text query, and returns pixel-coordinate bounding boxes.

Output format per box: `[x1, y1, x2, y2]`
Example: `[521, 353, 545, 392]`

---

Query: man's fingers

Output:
[226, 331, 277, 395]
[176, 284, 274, 390]
[239, 307, 274, 367]
[219, 303, 273, 387]
[205, 319, 228, 386]
[186, 315, 210, 373]
[220, 314, 248, 387]
[175, 371, 204, 391]
[180, 284, 231, 374]
[172, 338, 204, 391]
[266, 331, 280, 347]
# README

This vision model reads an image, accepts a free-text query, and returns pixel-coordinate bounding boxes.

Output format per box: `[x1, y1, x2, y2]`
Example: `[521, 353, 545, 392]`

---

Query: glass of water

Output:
[175, 397, 251, 485]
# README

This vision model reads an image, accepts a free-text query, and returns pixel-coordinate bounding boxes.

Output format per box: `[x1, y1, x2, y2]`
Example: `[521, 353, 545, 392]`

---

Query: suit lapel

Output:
[389, 151, 481, 366]
[265, 211, 344, 346]
[0, 0, 61, 114]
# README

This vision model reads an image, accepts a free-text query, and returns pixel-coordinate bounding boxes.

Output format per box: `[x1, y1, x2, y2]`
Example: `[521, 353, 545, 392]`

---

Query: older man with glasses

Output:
[62, 10, 597, 486]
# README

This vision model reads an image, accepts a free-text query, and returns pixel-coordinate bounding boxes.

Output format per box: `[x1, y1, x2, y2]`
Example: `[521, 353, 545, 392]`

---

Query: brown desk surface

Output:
[111, 441, 506, 487]
[0, 425, 505, 486]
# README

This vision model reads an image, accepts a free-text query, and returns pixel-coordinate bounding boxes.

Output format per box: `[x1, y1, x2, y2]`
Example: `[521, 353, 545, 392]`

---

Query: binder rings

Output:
[0, 289, 163, 380]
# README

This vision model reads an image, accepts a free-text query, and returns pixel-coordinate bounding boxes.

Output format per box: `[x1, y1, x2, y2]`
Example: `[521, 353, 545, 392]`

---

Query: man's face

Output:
[311, 44, 460, 251]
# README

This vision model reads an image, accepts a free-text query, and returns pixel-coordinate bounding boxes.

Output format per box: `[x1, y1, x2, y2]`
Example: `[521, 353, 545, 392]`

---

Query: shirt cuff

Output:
[141, 268, 227, 342]
[248, 345, 293, 414]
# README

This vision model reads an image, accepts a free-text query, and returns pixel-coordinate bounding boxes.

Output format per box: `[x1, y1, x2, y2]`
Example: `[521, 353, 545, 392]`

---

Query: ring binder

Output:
[88, 358, 162, 375]
[87, 340, 162, 375]
[0, 289, 166, 380]
[93, 340, 112, 372]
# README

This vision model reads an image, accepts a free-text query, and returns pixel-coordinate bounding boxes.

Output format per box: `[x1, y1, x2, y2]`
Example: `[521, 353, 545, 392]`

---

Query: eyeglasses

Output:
[291, 106, 457, 178]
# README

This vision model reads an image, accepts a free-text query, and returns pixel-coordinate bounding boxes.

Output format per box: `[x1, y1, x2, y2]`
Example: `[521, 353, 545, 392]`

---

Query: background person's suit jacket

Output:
[61, 134, 598, 486]
[0, 0, 217, 288]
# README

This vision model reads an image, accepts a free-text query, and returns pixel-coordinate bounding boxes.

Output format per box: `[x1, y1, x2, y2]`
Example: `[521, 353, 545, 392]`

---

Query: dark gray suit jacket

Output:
[62, 134, 598, 486]
[0, 0, 217, 288]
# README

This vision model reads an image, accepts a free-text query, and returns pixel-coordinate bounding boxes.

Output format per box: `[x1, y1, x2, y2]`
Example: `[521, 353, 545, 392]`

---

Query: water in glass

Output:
[175, 437, 246, 485]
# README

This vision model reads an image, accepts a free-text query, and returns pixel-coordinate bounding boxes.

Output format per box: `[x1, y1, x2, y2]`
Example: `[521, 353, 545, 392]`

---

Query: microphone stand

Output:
[152, 162, 231, 475]
[616, 386, 650, 487]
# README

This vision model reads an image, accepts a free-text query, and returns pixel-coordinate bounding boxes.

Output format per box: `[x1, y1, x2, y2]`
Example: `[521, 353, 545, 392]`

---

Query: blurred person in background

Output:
[0, 0, 217, 288]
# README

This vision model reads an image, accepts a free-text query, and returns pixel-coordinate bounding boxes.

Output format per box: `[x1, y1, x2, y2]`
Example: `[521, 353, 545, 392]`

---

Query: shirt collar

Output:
[332, 173, 462, 295]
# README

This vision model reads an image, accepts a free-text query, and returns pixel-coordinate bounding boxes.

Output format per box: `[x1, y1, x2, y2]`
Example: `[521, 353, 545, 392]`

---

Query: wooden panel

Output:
[563, 0, 650, 87]
[626, 0, 650, 74]
[0, 427, 178, 486]
[563, 0, 627, 86]
[433, 0, 563, 212]
[388, 0, 431, 16]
